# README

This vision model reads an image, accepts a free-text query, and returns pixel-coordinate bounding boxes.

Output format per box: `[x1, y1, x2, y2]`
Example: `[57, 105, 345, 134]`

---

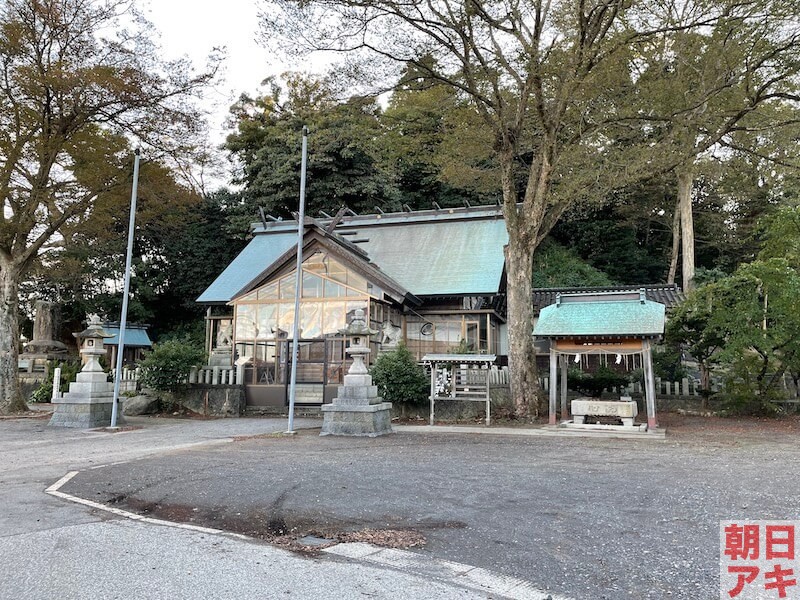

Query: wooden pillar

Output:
[205, 306, 212, 356]
[486, 314, 491, 354]
[484, 366, 491, 427]
[549, 348, 557, 425]
[429, 362, 437, 426]
[560, 354, 568, 421]
[643, 340, 658, 429]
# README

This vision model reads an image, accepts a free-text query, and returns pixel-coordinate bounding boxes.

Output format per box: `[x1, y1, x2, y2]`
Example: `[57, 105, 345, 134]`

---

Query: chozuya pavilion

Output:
[533, 289, 666, 431]
[197, 205, 509, 408]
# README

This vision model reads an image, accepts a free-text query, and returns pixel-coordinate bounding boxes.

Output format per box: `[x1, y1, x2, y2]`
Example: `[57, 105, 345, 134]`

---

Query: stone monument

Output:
[25, 301, 67, 354]
[49, 315, 120, 428]
[19, 301, 67, 374]
[320, 309, 393, 437]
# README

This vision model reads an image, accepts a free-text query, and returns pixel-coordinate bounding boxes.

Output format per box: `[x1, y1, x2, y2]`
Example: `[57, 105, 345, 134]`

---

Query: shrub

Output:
[138, 339, 204, 393]
[371, 343, 429, 406]
[29, 360, 81, 403]
[719, 355, 784, 417]
[567, 366, 631, 398]
[29, 381, 53, 404]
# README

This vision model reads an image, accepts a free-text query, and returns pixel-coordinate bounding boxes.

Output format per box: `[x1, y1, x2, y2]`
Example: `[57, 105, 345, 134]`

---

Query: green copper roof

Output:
[198, 207, 508, 303]
[353, 218, 507, 296]
[102, 325, 153, 347]
[196, 232, 298, 303]
[533, 291, 666, 338]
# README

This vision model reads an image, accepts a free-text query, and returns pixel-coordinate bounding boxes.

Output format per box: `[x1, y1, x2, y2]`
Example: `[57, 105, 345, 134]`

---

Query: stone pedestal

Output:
[208, 347, 233, 367]
[320, 309, 392, 437]
[49, 368, 117, 428]
[321, 371, 393, 437]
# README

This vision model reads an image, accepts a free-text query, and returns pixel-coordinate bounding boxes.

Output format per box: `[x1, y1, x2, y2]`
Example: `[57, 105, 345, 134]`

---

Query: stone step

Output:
[245, 406, 322, 417]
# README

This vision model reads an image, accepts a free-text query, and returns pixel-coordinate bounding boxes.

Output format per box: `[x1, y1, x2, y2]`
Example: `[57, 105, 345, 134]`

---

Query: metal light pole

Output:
[110, 148, 140, 428]
[287, 127, 308, 434]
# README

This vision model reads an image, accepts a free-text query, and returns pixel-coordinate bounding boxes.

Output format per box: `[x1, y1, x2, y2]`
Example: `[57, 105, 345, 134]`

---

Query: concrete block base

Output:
[560, 420, 649, 434]
[49, 398, 118, 428]
[49, 374, 122, 428]
[320, 402, 393, 437]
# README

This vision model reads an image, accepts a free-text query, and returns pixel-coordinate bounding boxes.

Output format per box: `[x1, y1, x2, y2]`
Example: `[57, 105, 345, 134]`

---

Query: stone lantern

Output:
[49, 314, 119, 429]
[74, 314, 113, 368]
[320, 308, 393, 436]
[339, 308, 378, 380]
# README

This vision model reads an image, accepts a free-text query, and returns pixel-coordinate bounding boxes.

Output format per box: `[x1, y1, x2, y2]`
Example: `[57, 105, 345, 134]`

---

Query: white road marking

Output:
[324, 543, 573, 599]
[47, 470, 573, 600]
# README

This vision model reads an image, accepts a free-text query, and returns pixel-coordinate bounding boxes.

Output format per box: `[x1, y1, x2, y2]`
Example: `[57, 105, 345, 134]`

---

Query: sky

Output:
[144, 0, 295, 144]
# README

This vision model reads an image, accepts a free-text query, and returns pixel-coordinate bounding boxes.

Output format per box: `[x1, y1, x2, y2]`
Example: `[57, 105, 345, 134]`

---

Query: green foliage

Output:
[550, 204, 670, 285]
[225, 73, 400, 231]
[28, 360, 81, 403]
[532, 240, 614, 287]
[370, 343, 429, 406]
[134, 192, 246, 339]
[138, 339, 204, 393]
[710, 260, 800, 408]
[758, 204, 800, 266]
[719, 355, 785, 417]
[671, 254, 800, 413]
[666, 286, 725, 396]
[651, 345, 689, 382]
[380, 66, 491, 209]
[0, 0, 217, 414]
[29, 382, 53, 404]
[567, 366, 631, 398]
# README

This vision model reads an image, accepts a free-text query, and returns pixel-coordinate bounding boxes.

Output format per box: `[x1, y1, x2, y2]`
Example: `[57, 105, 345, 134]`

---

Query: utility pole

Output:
[110, 149, 140, 428]
[287, 127, 309, 434]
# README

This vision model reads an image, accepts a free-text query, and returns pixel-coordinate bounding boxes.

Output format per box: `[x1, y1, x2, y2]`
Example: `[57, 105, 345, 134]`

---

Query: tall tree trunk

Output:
[667, 198, 680, 284]
[505, 235, 539, 418]
[677, 165, 696, 292]
[699, 362, 710, 410]
[498, 137, 547, 420]
[0, 262, 27, 414]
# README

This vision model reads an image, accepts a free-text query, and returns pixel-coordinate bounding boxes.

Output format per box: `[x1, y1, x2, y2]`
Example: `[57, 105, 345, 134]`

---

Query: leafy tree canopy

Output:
[224, 73, 400, 233]
[0, 0, 218, 413]
[532, 240, 614, 288]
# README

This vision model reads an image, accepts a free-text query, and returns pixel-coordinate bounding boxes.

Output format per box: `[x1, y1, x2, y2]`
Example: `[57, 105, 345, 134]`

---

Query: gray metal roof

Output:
[234, 226, 417, 305]
[532, 284, 684, 314]
[196, 232, 298, 303]
[198, 206, 508, 303]
[534, 291, 666, 338]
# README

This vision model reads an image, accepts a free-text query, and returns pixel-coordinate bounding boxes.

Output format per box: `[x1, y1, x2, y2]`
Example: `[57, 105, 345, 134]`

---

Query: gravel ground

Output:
[60, 414, 800, 600]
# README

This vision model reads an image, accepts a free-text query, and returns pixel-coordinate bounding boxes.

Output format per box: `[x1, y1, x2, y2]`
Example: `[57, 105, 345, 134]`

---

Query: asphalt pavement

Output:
[4, 413, 800, 599]
[2, 415, 526, 600]
[39, 417, 800, 600]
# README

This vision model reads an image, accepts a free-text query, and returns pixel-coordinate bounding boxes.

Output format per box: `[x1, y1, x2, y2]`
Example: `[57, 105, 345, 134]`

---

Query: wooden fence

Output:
[115, 365, 244, 387]
[488, 365, 708, 398]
